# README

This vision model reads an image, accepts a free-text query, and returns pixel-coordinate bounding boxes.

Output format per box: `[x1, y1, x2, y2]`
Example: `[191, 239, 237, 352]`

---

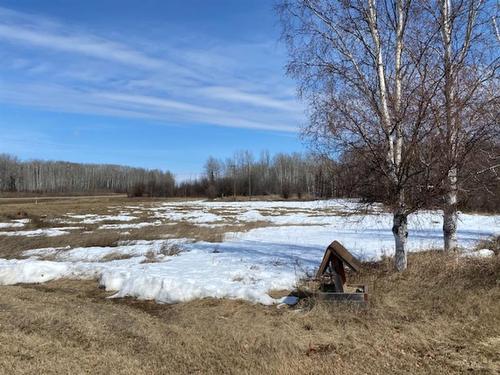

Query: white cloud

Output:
[0, 24, 162, 70]
[0, 82, 298, 132]
[0, 6, 303, 133]
[199, 86, 303, 112]
[93, 92, 221, 116]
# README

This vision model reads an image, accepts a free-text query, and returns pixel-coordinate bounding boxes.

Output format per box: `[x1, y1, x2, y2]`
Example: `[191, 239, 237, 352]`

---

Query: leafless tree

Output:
[430, 0, 499, 251]
[278, 0, 446, 270]
[184, 150, 333, 199]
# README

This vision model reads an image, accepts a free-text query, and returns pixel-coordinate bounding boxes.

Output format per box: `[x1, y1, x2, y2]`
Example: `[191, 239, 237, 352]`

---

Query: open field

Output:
[0, 196, 498, 302]
[0, 196, 499, 373]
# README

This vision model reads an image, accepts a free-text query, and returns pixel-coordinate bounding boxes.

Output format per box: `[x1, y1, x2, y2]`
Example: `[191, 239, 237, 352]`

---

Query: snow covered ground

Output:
[0, 227, 83, 237]
[0, 199, 498, 305]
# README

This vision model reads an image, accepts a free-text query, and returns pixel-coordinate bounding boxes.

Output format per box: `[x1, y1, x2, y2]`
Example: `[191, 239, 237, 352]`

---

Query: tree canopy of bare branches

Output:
[278, 0, 450, 270]
[278, 0, 499, 267]
[430, 0, 499, 251]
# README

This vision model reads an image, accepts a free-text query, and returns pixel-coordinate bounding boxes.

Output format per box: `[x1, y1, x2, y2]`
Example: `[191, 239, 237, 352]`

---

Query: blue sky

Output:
[0, 0, 306, 179]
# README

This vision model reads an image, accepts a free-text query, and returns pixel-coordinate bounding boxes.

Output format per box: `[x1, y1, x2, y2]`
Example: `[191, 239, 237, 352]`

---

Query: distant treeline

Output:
[178, 149, 499, 213]
[0, 154, 175, 197]
[176, 151, 343, 199]
[1, 151, 497, 212]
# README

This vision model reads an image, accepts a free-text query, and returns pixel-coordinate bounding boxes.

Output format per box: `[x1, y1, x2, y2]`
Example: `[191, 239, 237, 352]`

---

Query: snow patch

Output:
[67, 214, 137, 224]
[0, 222, 26, 229]
[0, 259, 86, 284]
[461, 249, 495, 258]
[0, 228, 76, 237]
[0, 199, 498, 305]
[99, 221, 162, 230]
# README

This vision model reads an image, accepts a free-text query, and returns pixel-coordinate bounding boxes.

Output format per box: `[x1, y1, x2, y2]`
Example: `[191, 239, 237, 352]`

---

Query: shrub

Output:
[128, 182, 145, 197]
[141, 242, 185, 263]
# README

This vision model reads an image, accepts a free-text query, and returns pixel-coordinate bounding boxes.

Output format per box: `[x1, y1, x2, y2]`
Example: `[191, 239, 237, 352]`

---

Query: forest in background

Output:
[1, 148, 497, 213]
[0, 154, 175, 198]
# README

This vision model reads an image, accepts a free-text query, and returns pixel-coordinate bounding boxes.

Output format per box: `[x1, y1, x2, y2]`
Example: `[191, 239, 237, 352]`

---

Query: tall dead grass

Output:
[0, 251, 498, 374]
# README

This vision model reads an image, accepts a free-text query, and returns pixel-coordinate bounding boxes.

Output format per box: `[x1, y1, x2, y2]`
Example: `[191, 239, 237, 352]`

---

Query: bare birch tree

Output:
[430, 0, 499, 251]
[278, 0, 443, 270]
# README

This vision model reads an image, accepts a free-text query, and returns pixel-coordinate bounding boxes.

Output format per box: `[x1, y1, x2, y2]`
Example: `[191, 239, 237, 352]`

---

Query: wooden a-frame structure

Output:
[315, 240, 362, 293]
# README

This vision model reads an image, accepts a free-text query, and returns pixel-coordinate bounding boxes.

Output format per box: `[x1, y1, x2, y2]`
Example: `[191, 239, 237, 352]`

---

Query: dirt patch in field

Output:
[0, 221, 270, 260]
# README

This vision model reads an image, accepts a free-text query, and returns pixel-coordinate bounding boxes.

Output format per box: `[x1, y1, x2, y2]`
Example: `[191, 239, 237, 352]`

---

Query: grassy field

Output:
[0, 197, 498, 374]
[0, 252, 498, 374]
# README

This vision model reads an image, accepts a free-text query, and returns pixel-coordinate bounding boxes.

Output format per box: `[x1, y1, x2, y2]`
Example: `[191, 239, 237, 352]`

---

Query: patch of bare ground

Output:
[0, 196, 192, 220]
[0, 231, 127, 259]
[100, 252, 135, 262]
[0, 219, 269, 259]
[0, 252, 498, 374]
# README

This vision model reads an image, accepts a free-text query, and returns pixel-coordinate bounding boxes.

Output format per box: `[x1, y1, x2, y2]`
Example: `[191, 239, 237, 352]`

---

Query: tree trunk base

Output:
[393, 212, 408, 271]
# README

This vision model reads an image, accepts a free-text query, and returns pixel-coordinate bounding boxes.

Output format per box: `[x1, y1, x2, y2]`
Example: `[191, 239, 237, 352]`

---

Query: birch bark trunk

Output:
[443, 168, 458, 251]
[440, 0, 459, 252]
[368, 0, 408, 269]
[393, 207, 408, 271]
[394, 0, 407, 270]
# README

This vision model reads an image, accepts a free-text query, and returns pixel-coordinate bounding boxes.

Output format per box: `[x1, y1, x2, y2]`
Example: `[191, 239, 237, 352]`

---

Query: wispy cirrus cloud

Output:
[0, 6, 164, 69]
[94, 92, 221, 116]
[0, 6, 303, 133]
[0, 82, 297, 133]
[198, 86, 301, 112]
[0, 23, 163, 69]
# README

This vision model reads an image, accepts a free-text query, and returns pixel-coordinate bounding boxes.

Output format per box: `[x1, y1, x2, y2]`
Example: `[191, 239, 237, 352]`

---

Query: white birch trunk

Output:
[392, 208, 408, 271]
[440, 0, 458, 252]
[443, 168, 458, 251]
[368, 0, 408, 270]
[393, 0, 407, 268]
[394, 0, 404, 169]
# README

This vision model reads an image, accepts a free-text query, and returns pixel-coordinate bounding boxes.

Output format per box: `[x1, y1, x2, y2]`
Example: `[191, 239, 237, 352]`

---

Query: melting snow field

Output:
[0, 199, 498, 305]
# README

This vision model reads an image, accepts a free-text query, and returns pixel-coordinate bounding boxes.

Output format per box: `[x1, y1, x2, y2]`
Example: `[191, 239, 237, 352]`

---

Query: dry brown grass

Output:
[0, 231, 125, 259]
[0, 196, 127, 219]
[0, 196, 498, 373]
[0, 219, 267, 259]
[100, 252, 134, 262]
[0, 196, 272, 259]
[158, 242, 184, 256]
[141, 243, 185, 263]
[0, 251, 498, 374]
